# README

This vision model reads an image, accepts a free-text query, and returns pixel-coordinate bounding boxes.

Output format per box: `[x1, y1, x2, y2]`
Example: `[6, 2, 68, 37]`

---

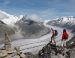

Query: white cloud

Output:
[29, 14, 43, 22]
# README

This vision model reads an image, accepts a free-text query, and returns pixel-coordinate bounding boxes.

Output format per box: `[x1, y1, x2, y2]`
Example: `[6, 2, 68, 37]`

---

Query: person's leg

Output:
[51, 36, 52, 42]
[61, 40, 63, 47]
[63, 40, 66, 48]
[51, 35, 54, 44]
[61, 40, 65, 48]
[51, 36, 56, 45]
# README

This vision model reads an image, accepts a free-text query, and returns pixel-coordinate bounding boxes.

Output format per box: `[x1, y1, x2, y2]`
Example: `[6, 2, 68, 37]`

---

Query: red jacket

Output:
[62, 32, 69, 41]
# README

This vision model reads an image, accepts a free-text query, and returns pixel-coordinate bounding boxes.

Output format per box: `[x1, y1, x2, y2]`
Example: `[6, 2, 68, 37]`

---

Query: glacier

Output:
[11, 22, 73, 54]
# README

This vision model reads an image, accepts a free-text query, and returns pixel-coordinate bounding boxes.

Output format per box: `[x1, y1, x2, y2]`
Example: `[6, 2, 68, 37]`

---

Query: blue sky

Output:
[0, 0, 75, 20]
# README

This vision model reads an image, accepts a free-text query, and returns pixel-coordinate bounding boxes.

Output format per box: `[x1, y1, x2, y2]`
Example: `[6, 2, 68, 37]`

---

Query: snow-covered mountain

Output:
[0, 10, 23, 26]
[57, 16, 75, 24]
[0, 10, 43, 26]
[0, 10, 49, 39]
[48, 16, 75, 25]
[47, 16, 75, 33]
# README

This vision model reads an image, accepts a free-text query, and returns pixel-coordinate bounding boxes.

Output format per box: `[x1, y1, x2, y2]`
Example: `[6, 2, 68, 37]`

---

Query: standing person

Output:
[51, 28, 54, 43]
[61, 29, 69, 48]
[50, 28, 58, 55]
[50, 28, 58, 45]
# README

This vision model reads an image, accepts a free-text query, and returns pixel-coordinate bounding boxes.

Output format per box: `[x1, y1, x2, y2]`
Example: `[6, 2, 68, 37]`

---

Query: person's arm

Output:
[51, 28, 53, 31]
[51, 28, 54, 33]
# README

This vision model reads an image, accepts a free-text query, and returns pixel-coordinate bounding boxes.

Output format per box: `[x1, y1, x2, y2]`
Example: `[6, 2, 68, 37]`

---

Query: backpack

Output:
[54, 30, 58, 36]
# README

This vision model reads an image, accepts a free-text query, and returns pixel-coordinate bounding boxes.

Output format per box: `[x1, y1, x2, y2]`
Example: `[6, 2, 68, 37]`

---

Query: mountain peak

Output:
[57, 16, 75, 23]
[0, 10, 21, 26]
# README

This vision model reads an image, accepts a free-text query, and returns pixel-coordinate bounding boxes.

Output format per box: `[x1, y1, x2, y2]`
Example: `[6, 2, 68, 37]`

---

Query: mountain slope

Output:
[15, 16, 49, 39]
[0, 20, 15, 36]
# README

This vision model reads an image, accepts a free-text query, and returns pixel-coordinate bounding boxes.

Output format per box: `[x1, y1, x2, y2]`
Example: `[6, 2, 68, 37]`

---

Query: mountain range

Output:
[0, 10, 75, 39]
[47, 16, 75, 34]
[0, 10, 50, 39]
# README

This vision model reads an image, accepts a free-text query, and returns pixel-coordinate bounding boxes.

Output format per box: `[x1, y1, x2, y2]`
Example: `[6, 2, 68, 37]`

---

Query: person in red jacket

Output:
[61, 29, 69, 48]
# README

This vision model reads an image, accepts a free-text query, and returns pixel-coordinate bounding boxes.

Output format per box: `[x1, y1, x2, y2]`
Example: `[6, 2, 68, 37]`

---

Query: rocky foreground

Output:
[0, 33, 75, 58]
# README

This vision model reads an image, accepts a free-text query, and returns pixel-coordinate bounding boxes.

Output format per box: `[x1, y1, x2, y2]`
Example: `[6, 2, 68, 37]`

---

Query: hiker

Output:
[61, 29, 69, 48]
[50, 28, 58, 55]
[51, 28, 58, 45]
